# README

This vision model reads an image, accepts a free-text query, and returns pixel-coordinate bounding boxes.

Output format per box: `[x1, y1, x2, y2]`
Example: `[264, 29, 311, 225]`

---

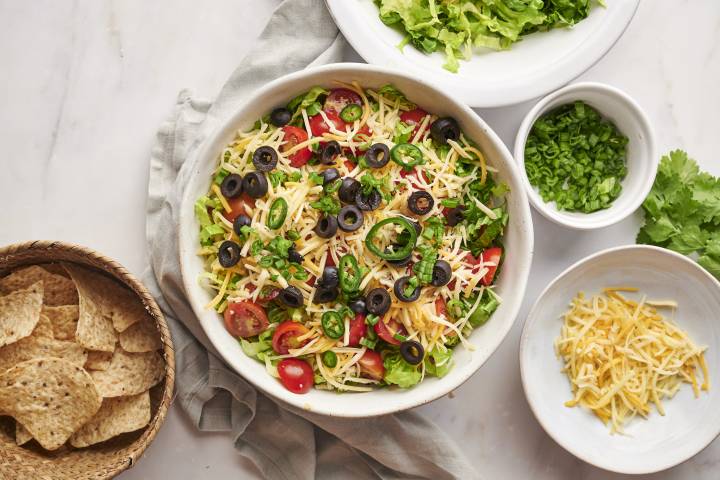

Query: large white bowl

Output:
[514, 82, 657, 230]
[520, 245, 720, 474]
[325, 0, 639, 108]
[179, 63, 534, 417]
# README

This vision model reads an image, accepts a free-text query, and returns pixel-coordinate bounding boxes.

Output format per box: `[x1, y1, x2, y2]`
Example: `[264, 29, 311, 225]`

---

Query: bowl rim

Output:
[179, 62, 534, 417]
[513, 81, 657, 230]
[519, 244, 720, 474]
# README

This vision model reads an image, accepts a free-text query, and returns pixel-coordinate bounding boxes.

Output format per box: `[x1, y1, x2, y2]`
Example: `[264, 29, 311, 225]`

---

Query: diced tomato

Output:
[281, 126, 312, 167]
[324, 88, 362, 114]
[277, 358, 313, 394]
[256, 287, 280, 305]
[399, 168, 430, 187]
[400, 108, 428, 138]
[309, 111, 347, 137]
[358, 350, 385, 380]
[374, 318, 406, 346]
[479, 247, 502, 286]
[435, 297, 447, 318]
[343, 159, 357, 171]
[223, 193, 256, 222]
[272, 321, 310, 354]
[223, 301, 269, 338]
[347, 313, 366, 347]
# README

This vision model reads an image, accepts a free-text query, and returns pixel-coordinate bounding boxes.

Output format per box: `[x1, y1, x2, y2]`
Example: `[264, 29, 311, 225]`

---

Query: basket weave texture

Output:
[0, 240, 175, 480]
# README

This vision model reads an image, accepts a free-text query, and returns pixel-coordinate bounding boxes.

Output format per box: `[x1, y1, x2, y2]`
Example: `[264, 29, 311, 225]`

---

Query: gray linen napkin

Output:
[143, 1, 480, 479]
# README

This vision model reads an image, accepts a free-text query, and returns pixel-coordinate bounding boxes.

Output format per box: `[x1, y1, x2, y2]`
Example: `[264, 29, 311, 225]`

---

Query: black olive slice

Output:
[288, 246, 303, 264]
[242, 172, 268, 198]
[270, 107, 292, 127]
[431, 260, 452, 287]
[349, 297, 367, 314]
[252, 146, 279, 172]
[232, 214, 252, 236]
[445, 205, 465, 226]
[318, 266, 339, 289]
[408, 191, 434, 215]
[393, 276, 421, 303]
[365, 143, 390, 168]
[321, 168, 340, 185]
[320, 141, 342, 165]
[400, 340, 425, 365]
[220, 173, 243, 199]
[313, 286, 339, 304]
[279, 286, 304, 308]
[218, 241, 241, 268]
[355, 189, 382, 211]
[314, 215, 338, 239]
[430, 117, 460, 145]
[365, 288, 391, 316]
[337, 205, 364, 232]
[339, 177, 361, 204]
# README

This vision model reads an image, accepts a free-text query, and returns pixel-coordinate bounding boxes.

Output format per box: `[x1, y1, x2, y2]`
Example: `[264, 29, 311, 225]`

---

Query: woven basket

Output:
[0, 241, 175, 480]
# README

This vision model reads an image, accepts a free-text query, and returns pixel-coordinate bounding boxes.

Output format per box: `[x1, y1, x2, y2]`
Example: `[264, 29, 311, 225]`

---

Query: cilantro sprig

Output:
[638, 150, 720, 279]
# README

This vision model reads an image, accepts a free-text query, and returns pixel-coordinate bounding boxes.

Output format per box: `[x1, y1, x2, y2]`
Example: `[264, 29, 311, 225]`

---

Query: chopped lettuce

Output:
[377, 84, 416, 109]
[375, 0, 598, 72]
[424, 347, 453, 378]
[287, 87, 329, 115]
[468, 290, 500, 327]
[383, 351, 422, 388]
[239, 328, 274, 359]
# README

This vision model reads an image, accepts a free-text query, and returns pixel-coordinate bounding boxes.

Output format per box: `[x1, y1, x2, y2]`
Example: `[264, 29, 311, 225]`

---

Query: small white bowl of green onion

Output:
[514, 82, 657, 230]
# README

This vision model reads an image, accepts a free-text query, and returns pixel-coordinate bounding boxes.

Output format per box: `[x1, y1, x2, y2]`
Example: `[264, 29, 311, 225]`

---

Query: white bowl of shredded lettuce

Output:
[179, 63, 533, 416]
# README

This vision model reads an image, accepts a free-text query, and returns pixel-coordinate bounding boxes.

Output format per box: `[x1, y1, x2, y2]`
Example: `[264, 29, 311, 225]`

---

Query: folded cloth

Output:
[144, 0, 480, 478]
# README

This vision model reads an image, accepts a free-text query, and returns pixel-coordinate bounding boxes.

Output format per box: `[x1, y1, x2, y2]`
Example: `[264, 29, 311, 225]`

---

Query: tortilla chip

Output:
[42, 305, 79, 341]
[70, 392, 150, 447]
[84, 350, 113, 371]
[0, 265, 78, 306]
[90, 350, 165, 398]
[0, 314, 87, 374]
[63, 265, 118, 352]
[0, 357, 102, 450]
[119, 314, 161, 353]
[0, 282, 44, 348]
[16, 421, 32, 445]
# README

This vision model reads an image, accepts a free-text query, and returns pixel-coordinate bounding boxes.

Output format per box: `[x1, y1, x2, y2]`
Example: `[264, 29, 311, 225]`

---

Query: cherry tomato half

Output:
[400, 108, 428, 139]
[281, 126, 312, 167]
[358, 350, 385, 380]
[374, 318, 406, 346]
[222, 193, 256, 222]
[277, 358, 313, 394]
[309, 111, 347, 137]
[347, 313, 366, 347]
[324, 88, 362, 114]
[257, 287, 281, 305]
[479, 247, 502, 286]
[224, 301, 269, 338]
[272, 321, 310, 354]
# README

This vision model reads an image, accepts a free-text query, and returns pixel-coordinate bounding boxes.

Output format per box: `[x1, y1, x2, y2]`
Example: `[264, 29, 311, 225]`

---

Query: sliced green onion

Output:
[365, 314, 380, 326]
[359, 337, 377, 349]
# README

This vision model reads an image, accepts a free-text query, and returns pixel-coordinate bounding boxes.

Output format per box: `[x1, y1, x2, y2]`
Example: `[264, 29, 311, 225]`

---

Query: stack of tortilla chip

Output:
[0, 264, 165, 451]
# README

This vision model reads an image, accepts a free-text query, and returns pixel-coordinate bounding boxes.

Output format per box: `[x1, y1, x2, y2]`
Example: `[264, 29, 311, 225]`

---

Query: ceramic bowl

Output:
[179, 63, 533, 417]
[514, 82, 657, 230]
[520, 245, 720, 473]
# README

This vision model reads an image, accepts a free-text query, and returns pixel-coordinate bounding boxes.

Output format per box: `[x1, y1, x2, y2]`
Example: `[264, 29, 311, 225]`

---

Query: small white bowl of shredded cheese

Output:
[520, 245, 720, 474]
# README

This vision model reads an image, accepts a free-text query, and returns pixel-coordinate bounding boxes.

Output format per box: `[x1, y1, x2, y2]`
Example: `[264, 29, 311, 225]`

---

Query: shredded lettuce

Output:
[375, 0, 598, 72]
[240, 329, 274, 359]
[383, 351, 422, 388]
[287, 87, 329, 115]
[424, 347, 453, 377]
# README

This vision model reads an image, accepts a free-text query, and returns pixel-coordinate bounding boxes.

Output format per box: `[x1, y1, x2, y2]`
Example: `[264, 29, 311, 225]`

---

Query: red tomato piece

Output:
[399, 167, 430, 187]
[324, 88, 362, 114]
[277, 358, 313, 394]
[374, 318, 406, 346]
[256, 287, 280, 304]
[347, 313, 366, 347]
[224, 301, 269, 338]
[479, 247, 502, 286]
[309, 111, 347, 137]
[281, 126, 312, 167]
[400, 108, 428, 138]
[222, 193, 256, 222]
[272, 321, 310, 354]
[435, 297, 447, 318]
[358, 350, 385, 380]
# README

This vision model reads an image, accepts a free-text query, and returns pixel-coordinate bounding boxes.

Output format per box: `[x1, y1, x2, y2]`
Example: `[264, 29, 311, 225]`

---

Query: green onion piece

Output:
[359, 337, 377, 349]
[393, 333, 408, 342]
[365, 314, 380, 326]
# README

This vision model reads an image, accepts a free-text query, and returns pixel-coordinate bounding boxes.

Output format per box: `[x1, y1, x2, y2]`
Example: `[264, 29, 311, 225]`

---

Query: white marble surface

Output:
[1, 0, 719, 478]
